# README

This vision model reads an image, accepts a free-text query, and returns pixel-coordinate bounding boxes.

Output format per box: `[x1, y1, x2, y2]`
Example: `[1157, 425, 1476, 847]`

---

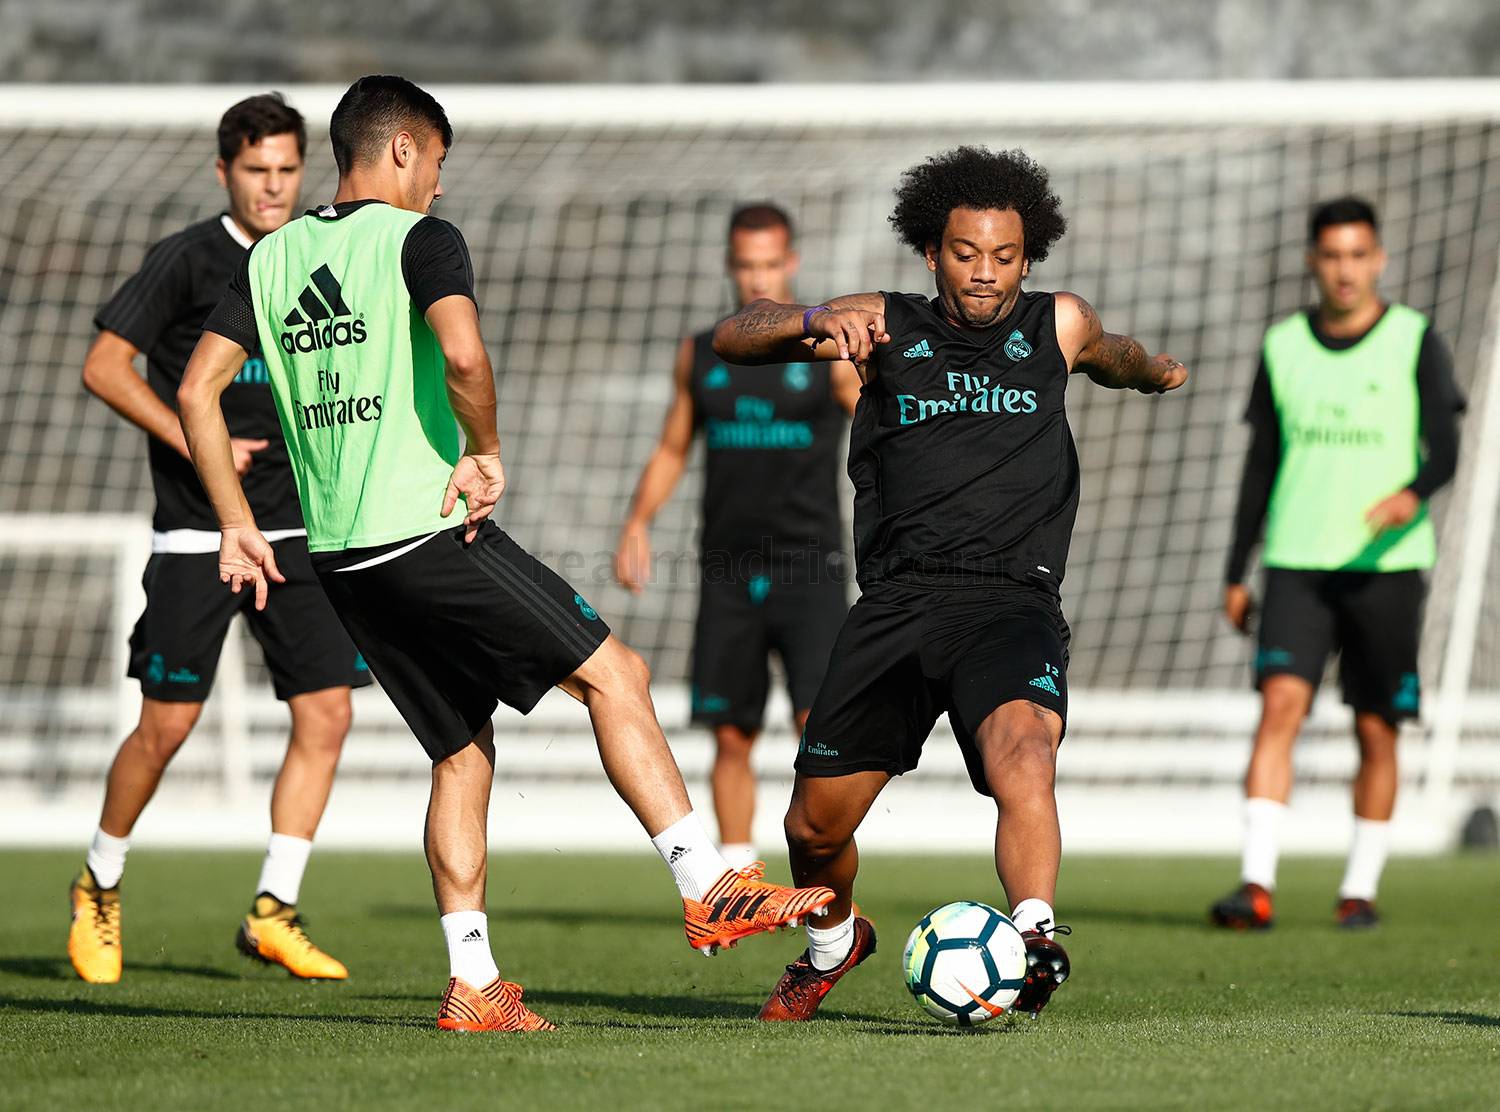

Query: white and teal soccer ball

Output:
[902, 901, 1027, 1026]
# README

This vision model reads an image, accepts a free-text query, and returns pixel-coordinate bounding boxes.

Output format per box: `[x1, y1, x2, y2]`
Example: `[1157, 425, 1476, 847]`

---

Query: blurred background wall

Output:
[1, 0, 1498, 84]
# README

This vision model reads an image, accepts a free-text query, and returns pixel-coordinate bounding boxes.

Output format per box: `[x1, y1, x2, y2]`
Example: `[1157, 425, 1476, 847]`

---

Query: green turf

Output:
[3, 850, 1497, 1111]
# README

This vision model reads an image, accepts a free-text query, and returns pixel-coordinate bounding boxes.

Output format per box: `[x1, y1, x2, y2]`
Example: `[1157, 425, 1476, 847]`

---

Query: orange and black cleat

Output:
[683, 863, 836, 955]
[1209, 882, 1275, 930]
[437, 976, 556, 1032]
[236, 893, 348, 979]
[759, 916, 877, 1021]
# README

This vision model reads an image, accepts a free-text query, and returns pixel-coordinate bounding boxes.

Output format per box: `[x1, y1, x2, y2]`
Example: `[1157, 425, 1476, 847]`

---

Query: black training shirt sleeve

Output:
[1408, 326, 1465, 501]
[402, 218, 476, 314]
[202, 252, 259, 353]
[1225, 357, 1281, 585]
[94, 235, 192, 352]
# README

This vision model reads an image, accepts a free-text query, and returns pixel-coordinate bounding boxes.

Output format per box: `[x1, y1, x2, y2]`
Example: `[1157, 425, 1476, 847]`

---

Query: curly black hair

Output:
[889, 146, 1067, 263]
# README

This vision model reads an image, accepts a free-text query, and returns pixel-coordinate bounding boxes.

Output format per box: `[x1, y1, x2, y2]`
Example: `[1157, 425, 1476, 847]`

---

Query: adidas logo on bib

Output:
[903, 339, 934, 359]
[278, 264, 367, 354]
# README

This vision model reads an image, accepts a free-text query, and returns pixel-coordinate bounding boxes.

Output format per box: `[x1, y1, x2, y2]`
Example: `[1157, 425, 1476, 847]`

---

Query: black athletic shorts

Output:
[311, 521, 610, 762]
[127, 535, 371, 703]
[691, 575, 848, 733]
[795, 581, 1070, 796]
[1255, 567, 1425, 723]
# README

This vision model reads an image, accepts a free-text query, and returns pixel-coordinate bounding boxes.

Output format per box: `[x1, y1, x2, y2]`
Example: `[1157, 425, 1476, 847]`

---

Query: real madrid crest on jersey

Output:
[783, 363, 811, 392]
[1005, 329, 1033, 361]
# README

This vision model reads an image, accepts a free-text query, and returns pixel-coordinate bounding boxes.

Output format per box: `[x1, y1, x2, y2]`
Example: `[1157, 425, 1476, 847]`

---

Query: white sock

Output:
[651, 811, 733, 901]
[806, 911, 855, 971]
[721, 842, 758, 871]
[1339, 818, 1391, 900]
[255, 833, 314, 906]
[86, 828, 130, 889]
[1010, 898, 1057, 939]
[1241, 797, 1286, 890]
[441, 910, 500, 987]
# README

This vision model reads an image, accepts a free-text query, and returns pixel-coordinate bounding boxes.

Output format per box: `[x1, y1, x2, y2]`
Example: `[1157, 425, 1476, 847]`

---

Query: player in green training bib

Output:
[177, 75, 835, 1032]
[1213, 197, 1465, 931]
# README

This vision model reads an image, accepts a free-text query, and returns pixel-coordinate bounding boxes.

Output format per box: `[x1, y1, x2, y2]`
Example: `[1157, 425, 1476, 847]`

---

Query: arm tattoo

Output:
[735, 303, 796, 338]
[1074, 296, 1099, 338]
[1081, 331, 1154, 389]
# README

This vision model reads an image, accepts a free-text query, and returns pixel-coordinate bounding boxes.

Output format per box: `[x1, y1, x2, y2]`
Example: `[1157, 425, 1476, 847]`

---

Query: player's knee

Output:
[1259, 682, 1309, 735]
[986, 730, 1056, 798]
[600, 640, 651, 694]
[783, 807, 849, 863]
[714, 726, 755, 759]
[292, 693, 353, 753]
[134, 712, 197, 764]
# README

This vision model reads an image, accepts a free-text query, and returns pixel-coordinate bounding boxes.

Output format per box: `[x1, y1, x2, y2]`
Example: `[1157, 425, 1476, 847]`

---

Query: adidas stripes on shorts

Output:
[795, 580, 1069, 796]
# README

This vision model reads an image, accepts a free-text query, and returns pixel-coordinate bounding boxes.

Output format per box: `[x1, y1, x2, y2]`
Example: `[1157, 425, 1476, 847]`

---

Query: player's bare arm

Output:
[426, 294, 503, 543]
[615, 336, 695, 594]
[83, 329, 268, 475]
[177, 330, 284, 609]
[713, 292, 889, 366]
[1055, 292, 1187, 394]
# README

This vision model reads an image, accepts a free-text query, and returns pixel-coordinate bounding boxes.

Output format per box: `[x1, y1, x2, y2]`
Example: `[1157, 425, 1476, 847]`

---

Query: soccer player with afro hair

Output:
[715, 144, 1188, 1021]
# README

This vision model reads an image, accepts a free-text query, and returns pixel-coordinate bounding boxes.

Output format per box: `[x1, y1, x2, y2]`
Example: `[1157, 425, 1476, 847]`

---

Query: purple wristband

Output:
[802, 305, 832, 336]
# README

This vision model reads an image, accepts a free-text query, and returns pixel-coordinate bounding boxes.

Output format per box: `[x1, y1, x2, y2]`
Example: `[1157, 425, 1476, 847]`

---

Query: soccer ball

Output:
[902, 901, 1027, 1026]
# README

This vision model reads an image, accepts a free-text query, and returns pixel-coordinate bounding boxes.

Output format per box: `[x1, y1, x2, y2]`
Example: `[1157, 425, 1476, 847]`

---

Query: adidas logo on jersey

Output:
[902, 339, 934, 359]
[277, 264, 368, 355]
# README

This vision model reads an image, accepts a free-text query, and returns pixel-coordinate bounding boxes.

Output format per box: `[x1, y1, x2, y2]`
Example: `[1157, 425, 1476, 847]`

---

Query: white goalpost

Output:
[2, 81, 1499, 852]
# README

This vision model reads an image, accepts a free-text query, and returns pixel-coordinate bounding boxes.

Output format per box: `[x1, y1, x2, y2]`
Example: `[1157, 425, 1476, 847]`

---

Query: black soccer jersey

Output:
[687, 330, 846, 579]
[848, 290, 1079, 592]
[95, 214, 298, 532]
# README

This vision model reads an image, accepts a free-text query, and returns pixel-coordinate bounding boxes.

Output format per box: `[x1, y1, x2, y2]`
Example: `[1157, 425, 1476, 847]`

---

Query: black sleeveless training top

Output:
[847, 290, 1080, 593]
[688, 330, 847, 580]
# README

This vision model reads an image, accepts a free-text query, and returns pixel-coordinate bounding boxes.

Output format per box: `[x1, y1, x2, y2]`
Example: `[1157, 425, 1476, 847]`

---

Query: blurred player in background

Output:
[70, 94, 366, 985]
[614, 204, 859, 870]
[1213, 197, 1464, 931]
[178, 75, 834, 1032]
[714, 146, 1187, 1020]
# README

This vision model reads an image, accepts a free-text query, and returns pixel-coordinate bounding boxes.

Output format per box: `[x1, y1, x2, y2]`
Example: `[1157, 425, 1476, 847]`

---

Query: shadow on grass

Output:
[0, 989, 1019, 1038]
[0, 956, 237, 982]
[368, 904, 668, 928]
[529, 988, 1001, 1036]
[0, 993, 430, 1030]
[1389, 1010, 1500, 1028]
[1065, 907, 1210, 929]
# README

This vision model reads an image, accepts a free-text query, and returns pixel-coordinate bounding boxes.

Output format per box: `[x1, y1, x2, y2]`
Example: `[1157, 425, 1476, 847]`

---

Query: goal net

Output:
[3, 83, 1499, 851]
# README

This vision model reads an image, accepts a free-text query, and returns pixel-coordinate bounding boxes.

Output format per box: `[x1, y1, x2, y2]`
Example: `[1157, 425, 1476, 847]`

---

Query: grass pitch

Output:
[3, 850, 1497, 1110]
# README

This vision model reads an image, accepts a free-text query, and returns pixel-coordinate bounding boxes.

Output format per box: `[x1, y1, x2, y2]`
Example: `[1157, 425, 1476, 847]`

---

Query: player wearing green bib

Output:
[1213, 198, 1464, 931]
[178, 76, 833, 1031]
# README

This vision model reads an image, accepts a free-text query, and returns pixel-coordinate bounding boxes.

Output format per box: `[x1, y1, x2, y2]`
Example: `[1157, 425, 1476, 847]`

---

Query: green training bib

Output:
[248, 203, 462, 551]
[1261, 305, 1434, 572]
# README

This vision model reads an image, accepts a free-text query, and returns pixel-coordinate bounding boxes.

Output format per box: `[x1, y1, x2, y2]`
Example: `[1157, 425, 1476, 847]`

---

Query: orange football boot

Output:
[683, 863, 836, 955]
[437, 977, 556, 1032]
[68, 866, 122, 984]
[236, 894, 348, 979]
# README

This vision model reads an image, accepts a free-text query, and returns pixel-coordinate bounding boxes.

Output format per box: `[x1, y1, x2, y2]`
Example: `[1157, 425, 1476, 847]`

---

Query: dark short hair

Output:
[890, 146, 1066, 263]
[329, 75, 453, 175]
[217, 93, 306, 164]
[1309, 196, 1379, 243]
[729, 203, 793, 240]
